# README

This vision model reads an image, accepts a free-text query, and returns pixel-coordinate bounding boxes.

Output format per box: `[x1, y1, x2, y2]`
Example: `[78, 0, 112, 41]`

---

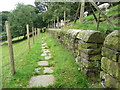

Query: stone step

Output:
[43, 67, 54, 74]
[29, 75, 54, 87]
[45, 56, 52, 60]
[42, 49, 50, 53]
[38, 61, 48, 66]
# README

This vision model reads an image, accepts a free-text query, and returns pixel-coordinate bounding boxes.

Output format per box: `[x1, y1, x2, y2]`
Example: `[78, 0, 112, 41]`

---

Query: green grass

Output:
[1, 35, 42, 88]
[1, 33, 90, 88]
[62, 4, 120, 32]
[40, 33, 90, 88]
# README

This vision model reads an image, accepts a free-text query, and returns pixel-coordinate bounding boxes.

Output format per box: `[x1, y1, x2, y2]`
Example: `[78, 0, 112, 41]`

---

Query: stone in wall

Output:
[101, 30, 120, 88]
[101, 57, 120, 81]
[102, 47, 120, 62]
[78, 41, 98, 49]
[77, 30, 104, 43]
[80, 52, 102, 61]
[100, 71, 120, 88]
[104, 30, 120, 51]
[78, 47, 101, 55]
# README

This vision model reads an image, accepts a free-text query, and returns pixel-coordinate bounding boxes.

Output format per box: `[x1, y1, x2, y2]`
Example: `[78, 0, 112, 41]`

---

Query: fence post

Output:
[26, 24, 30, 49]
[32, 27, 35, 44]
[64, 11, 66, 27]
[57, 17, 59, 28]
[80, 0, 85, 23]
[54, 20, 56, 28]
[37, 28, 40, 36]
[5, 21, 15, 75]
[39, 28, 40, 36]
[34, 28, 36, 37]
[36, 28, 37, 37]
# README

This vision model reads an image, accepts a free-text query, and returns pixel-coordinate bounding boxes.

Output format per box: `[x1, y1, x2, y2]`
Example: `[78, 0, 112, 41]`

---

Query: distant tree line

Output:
[0, 2, 119, 41]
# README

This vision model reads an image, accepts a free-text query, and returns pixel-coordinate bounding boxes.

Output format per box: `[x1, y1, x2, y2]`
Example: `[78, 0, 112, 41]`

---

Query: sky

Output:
[0, 0, 35, 12]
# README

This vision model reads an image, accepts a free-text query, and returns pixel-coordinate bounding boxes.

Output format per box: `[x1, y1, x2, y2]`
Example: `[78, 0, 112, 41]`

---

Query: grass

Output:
[1, 35, 42, 88]
[62, 4, 120, 32]
[40, 33, 90, 88]
[1, 32, 90, 88]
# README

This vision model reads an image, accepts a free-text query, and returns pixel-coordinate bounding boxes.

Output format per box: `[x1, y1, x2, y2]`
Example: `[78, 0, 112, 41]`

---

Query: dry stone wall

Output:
[47, 29, 104, 82]
[100, 30, 120, 88]
[47, 29, 120, 88]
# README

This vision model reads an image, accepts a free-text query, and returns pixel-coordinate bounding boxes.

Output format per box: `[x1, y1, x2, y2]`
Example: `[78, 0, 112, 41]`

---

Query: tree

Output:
[1, 11, 10, 32]
[0, 11, 10, 40]
[35, 2, 79, 26]
[8, 3, 37, 38]
[34, 13, 47, 28]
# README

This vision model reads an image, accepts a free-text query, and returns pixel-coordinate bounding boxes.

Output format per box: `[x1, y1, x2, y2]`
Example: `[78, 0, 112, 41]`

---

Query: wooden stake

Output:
[36, 28, 37, 37]
[64, 11, 66, 27]
[57, 17, 59, 28]
[80, 0, 85, 23]
[37, 28, 40, 36]
[35, 28, 37, 37]
[32, 27, 35, 44]
[54, 20, 56, 28]
[5, 21, 15, 75]
[26, 24, 30, 49]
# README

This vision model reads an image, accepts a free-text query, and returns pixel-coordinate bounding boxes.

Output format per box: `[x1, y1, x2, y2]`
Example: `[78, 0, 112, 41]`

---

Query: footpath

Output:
[28, 37, 55, 87]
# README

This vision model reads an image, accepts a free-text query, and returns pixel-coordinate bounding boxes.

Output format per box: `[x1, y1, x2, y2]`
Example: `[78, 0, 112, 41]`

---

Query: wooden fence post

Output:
[32, 27, 35, 44]
[64, 11, 66, 27]
[26, 24, 30, 49]
[35, 28, 37, 37]
[5, 21, 15, 75]
[37, 28, 40, 36]
[34, 28, 36, 37]
[57, 17, 59, 28]
[80, 0, 85, 23]
[39, 28, 40, 36]
[54, 20, 56, 28]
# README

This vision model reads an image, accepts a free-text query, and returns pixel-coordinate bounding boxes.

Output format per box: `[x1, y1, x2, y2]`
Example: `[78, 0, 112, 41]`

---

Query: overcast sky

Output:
[0, 0, 35, 12]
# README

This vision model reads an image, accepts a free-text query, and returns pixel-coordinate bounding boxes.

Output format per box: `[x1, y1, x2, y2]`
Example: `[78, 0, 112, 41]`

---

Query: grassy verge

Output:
[1, 35, 42, 88]
[1, 32, 90, 88]
[42, 33, 90, 88]
[62, 4, 120, 32]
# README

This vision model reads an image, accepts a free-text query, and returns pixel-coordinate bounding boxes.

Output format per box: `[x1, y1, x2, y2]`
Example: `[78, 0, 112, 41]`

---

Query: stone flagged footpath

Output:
[29, 38, 54, 87]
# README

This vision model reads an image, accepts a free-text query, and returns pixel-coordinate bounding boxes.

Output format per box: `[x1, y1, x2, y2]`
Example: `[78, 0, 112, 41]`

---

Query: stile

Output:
[5, 21, 16, 75]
